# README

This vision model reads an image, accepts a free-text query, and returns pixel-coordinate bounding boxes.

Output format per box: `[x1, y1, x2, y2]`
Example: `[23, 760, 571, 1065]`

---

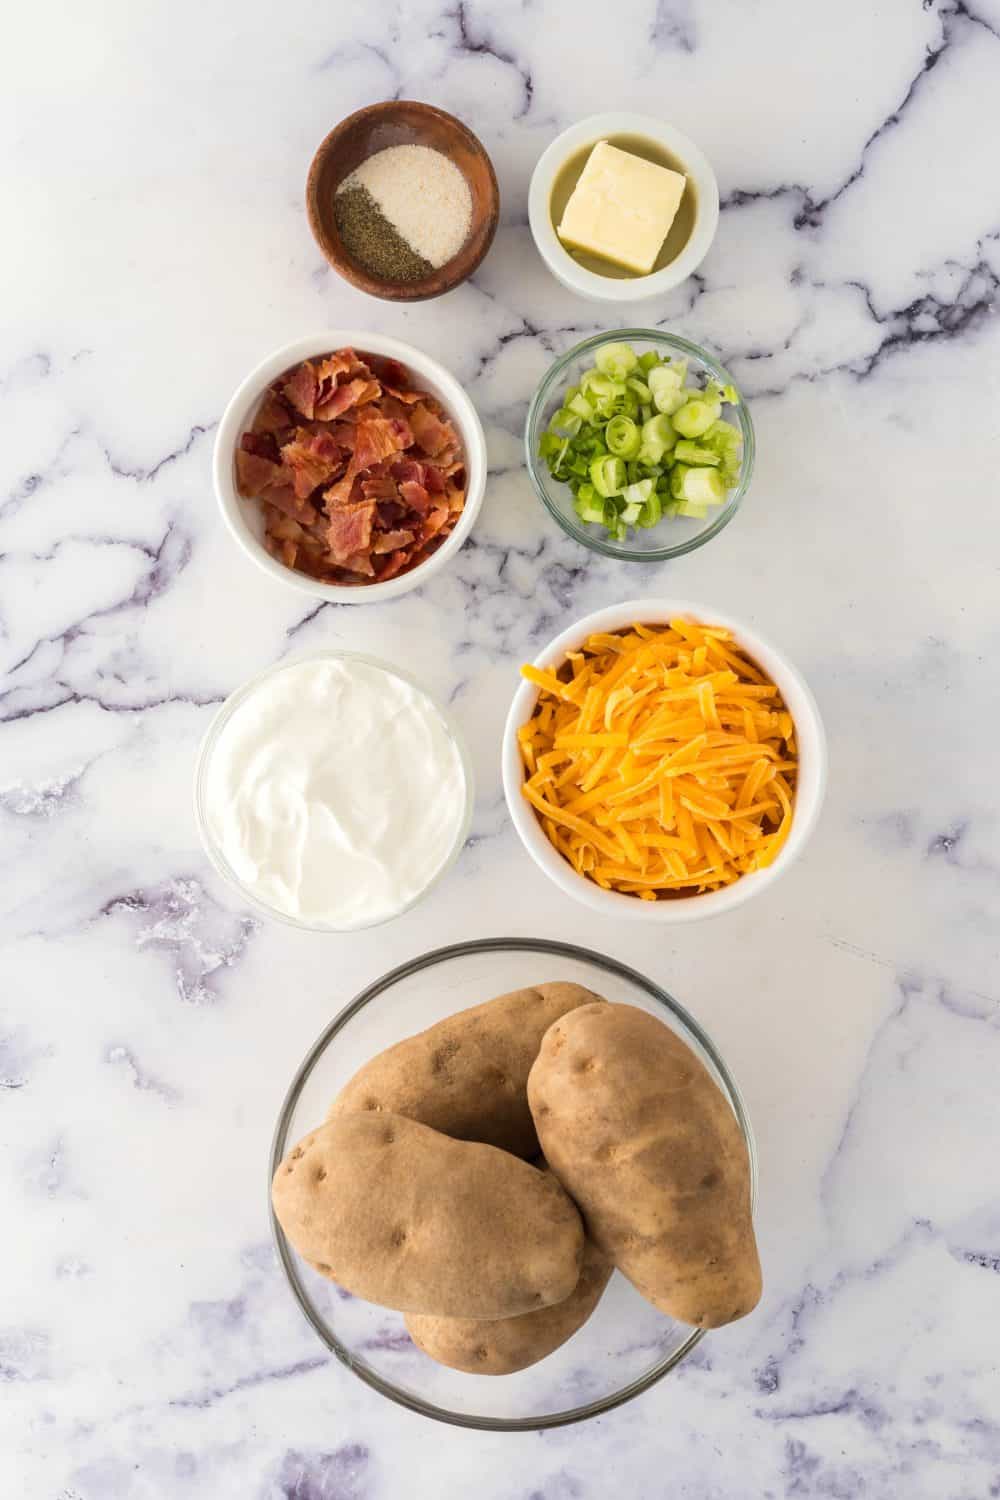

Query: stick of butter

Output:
[557, 141, 687, 275]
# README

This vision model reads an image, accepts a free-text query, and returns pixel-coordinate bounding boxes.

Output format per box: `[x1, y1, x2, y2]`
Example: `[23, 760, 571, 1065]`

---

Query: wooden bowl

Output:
[306, 102, 500, 303]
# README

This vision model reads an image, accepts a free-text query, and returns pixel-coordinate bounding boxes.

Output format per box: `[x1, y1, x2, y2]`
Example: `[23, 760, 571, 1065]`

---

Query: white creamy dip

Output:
[202, 657, 468, 927]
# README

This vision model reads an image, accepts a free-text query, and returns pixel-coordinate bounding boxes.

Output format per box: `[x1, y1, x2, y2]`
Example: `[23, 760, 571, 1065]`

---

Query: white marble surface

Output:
[3, 0, 1000, 1493]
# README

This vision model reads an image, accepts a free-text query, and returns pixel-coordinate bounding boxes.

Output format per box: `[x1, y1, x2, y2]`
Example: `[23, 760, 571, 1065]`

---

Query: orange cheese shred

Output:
[518, 620, 798, 899]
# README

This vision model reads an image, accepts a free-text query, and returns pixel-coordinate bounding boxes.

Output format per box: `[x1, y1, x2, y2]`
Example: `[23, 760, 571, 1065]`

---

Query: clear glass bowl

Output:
[524, 330, 755, 562]
[193, 651, 474, 932]
[269, 937, 758, 1430]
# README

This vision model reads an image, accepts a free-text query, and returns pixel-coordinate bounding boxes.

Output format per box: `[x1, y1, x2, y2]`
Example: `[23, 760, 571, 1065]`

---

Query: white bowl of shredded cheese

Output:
[195, 652, 473, 931]
[502, 599, 827, 923]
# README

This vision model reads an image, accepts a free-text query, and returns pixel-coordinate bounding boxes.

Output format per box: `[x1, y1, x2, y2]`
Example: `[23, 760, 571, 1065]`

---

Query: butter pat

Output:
[557, 141, 687, 275]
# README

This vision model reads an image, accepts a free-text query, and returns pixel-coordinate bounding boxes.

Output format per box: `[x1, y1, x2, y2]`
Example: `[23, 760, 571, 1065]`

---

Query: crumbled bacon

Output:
[236, 349, 466, 586]
[240, 430, 281, 463]
[327, 501, 376, 564]
[315, 377, 381, 422]
[253, 391, 295, 436]
[373, 528, 415, 553]
[235, 448, 282, 498]
[408, 402, 456, 457]
[280, 431, 347, 499]
[282, 361, 319, 419]
[398, 479, 431, 516]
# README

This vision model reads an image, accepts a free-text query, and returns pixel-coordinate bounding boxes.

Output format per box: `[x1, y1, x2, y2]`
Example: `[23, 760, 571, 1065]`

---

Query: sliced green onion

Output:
[574, 486, 606, 525]
[550, 407, 583, 436]
[565, 391, 596, 422]
[605, 414, 641, 458]
[590, 454, 626, 497]
[671, 464, 726, 505]
[622, 478, 655, 508]
[672, 395, 721, 439]
[594, 342, 639, 380]
[673, 440, 720, 467]
[648, 362, 688, 415]
[637, 413, 677, 465]
[637, 490, 663, 528]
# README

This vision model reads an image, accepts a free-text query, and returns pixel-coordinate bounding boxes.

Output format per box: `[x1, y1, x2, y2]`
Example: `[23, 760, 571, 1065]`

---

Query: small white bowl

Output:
[502, 599, 827, 923]
[528, 113, 719, 303]
[213, 331, 487, 604]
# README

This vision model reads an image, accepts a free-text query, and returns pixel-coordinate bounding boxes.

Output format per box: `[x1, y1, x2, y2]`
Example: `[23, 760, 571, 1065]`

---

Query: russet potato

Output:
[329, 981, 606, 1157]
[272, 1111, 585, 1319]
[528, 1003, 761, 1330]
[405, 1236, 611, 1375]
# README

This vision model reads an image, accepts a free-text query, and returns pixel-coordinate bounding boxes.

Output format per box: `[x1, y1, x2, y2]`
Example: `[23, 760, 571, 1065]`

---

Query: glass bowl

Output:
[194, 651, 474, 932]
[524, 330, 755, 562]
[269, 937, 757, 1431]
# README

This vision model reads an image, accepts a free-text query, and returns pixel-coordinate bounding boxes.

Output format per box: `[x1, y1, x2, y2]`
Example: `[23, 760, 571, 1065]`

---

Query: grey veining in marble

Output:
[2, 0, 999, 1495]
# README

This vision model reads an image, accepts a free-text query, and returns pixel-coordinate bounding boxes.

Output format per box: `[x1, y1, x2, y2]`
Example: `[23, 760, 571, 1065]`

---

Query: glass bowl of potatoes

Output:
[269, 937, 758, 1431]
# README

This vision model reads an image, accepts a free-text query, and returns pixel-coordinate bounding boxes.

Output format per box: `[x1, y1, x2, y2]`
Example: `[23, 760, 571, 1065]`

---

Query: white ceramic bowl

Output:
[528, 113, 719, 303]
[213, 331, 487, 603]
[502, 599, 827, 923]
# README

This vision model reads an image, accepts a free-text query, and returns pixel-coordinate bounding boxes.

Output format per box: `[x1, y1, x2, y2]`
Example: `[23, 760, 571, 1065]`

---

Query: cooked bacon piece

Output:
[390, 457, 426, 485]
[373, 528, 415, 553]
[315, 377, 381, 422]
[376, 499, 407, 529]
[281, 430, 346, 500]
[379, 381, 423, 405]
[339, 550, 376, 577]
[326, 501, 376, 564]
[263, 485, 319, 527]
[444, 481, 466, 514]
[398, 479, 431, 516]
[374, 549, 412, 580]
[241, 430, 281, 463]
[236, 448, 283, 498]
[282, 361, 319, 419]
[253, 390, 295, 436]
[423, 504, 452, 539]
[354, 415, 414, 471]
[315, 348, 369, 387]
[408, 402, 456, 457]
[361, 476, 400, 501]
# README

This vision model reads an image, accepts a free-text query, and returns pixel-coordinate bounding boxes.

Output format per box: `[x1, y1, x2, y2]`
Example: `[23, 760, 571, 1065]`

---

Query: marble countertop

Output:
[3, 1, 999, 1494]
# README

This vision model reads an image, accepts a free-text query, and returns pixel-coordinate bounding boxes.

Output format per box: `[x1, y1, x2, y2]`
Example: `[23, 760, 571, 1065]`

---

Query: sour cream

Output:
[201, 656, 469, 928]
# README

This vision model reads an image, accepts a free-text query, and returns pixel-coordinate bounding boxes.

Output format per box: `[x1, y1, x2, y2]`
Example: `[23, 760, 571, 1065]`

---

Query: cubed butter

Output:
[557, 141, 687, 275]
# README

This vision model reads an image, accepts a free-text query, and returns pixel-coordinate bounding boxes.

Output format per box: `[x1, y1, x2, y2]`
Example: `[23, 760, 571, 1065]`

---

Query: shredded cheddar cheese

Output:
[518, 620, 798, 899]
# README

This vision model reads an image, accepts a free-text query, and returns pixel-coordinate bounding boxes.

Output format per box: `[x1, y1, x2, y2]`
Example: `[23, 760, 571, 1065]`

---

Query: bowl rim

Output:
[502, 599, 828, 923]
[524, 329, 755, 562]
[268, 935, 758, 1431]
[528, 112, 720, 303]
[212, 330, 487, 604]
[193, 648, 474, 931]
[306, 100, 500, 302]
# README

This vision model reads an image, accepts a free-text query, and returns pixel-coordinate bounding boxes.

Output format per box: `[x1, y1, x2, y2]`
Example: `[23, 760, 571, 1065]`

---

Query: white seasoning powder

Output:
[340, 144, 473, 268]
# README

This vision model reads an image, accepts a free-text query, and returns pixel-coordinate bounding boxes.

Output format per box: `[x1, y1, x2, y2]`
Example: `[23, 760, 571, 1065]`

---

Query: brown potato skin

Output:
[528, 1004, 761, 1330]
[272, 1112, 585, 1318]
[406, 1237, 612, 1375]
[329, 981, 606, 1158]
